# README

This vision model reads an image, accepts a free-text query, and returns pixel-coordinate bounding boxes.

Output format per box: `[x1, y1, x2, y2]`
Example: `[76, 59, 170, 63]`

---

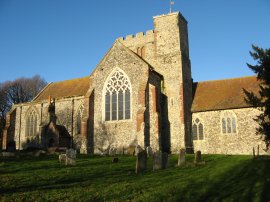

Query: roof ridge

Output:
[195, 75, 257, 83]
[50, 76, 90, 84]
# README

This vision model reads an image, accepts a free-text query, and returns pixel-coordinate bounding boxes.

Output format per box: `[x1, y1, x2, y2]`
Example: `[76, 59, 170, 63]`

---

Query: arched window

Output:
[76, 105, 83, 134]
[104, 69, 131, 121]
[26, 110, 38, 137]
[221, 111, 237, 134]
[192, 118, 204, 140]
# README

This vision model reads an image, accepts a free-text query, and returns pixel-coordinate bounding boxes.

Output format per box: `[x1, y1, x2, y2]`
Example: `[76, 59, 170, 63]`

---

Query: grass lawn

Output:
[0, 154, 270, 201]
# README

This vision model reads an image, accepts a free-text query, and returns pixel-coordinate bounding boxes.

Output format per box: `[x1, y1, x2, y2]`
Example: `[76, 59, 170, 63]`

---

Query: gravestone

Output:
[66, 148, 76, 165]
[153, 151, 168, 170]
[135, 150, 147, 174]
[146, 146, 153, 157]
[178, 148, 186, 166]
[59, 154, 66, 164]
[194, 150, 202, 163]
[135, 145, 143, 156]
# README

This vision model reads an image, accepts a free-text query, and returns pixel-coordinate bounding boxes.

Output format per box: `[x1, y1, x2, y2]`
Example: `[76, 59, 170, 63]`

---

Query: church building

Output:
[2, 12, 268, 155]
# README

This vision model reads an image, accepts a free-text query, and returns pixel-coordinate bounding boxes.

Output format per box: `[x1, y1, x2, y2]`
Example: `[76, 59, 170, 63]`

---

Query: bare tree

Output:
[0, 75, 47, 149]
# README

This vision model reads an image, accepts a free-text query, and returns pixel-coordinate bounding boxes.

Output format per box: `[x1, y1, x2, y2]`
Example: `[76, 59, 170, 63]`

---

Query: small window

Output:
[221, 111, 237, 134]
[192, 118, 204, 140]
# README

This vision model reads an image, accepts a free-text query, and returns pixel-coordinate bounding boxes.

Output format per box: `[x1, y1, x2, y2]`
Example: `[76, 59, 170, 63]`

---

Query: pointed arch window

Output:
[26, 110, 38, 137]
[76, 105, 83, 134]
[104, 69, 131, 121]
[192, 118, 204, 140]
[221, 111, 237, 134]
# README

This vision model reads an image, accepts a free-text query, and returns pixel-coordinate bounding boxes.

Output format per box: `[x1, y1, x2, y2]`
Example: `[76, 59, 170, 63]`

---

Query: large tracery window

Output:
[192, 118, 204, 140]
[104, 69, 131, 121]
[221, 111, 237, 134]
[26, 110, 38, 137]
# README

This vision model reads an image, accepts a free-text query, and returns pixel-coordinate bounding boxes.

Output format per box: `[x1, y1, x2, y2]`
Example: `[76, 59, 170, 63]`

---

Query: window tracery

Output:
[221, 111, 237, 134]
[104, 69, 131, 121]
[192, 118, 204, 140]
[26, 110, 38, 137]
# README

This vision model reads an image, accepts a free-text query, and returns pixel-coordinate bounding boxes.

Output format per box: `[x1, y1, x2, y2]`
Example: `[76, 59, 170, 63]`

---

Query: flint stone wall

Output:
[192, 108, 269, 155]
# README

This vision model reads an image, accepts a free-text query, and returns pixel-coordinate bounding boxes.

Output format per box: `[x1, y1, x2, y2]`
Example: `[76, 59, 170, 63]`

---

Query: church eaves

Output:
[191, 76, 260, 112]
[33, 76, 90, 101]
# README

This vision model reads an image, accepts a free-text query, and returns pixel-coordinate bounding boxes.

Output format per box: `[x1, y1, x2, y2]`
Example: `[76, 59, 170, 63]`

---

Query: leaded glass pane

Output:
[105, 93, 110, 121]
[125, 90, 130, 119]
[199, 123, 203, 140]
[232, 117, 236, 133]
[118, 91, 124, 120]
[112, 93, 117, 120]
[192, 124, 198, 140]
[227, 118, 231, 133]
[104, 69, 131, 121]
[222, 118, 226, 133]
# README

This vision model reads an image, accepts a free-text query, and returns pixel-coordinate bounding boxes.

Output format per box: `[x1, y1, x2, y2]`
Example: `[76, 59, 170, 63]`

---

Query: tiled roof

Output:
[33, 76, 90, 101]
[191, 76, 260, 112]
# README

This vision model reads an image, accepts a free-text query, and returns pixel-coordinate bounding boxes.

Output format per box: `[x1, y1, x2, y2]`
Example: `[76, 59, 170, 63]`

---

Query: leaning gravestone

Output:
[135, 150, 147, 174]
[178, 148, 186, 166]
[66, 148, 76, 165]
[194, 150, 202, 163]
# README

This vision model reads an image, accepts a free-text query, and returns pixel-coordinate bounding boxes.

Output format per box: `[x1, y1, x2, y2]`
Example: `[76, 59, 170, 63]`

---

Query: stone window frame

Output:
[75, 104, 84, 135]
[102, 67, 132, 122]
[192, 117, 204, 140]
[25, 107, 39, 138]
[220, 110, 237, 134]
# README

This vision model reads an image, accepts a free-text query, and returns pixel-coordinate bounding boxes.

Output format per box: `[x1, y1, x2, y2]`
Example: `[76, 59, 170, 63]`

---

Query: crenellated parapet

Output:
[117, 30, 155, 48]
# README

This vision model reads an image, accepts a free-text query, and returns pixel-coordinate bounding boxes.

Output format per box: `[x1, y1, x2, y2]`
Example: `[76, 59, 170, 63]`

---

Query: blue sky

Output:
[0, 0, 269, 83]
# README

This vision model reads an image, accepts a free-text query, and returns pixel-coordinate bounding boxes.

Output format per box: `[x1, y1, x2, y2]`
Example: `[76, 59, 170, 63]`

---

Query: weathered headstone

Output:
[66, 148, 76, 165]
[194, 150, 202, 163]
[59, 154, 66, 163]
[135, 145, 143, 156]
[146, 146, 153, 157]
[178, 148, 186, 166]
[153, 151, 168, 170]
[135, 150, 147, 174]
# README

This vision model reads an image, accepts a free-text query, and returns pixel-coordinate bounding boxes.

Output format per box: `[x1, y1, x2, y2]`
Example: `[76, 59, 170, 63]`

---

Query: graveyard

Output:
[1, 153, 270, 201]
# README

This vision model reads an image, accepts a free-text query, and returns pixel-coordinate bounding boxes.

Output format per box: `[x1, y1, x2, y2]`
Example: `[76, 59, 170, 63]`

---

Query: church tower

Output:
[153, 12, 192, 152]
[120, 11, 193, 152]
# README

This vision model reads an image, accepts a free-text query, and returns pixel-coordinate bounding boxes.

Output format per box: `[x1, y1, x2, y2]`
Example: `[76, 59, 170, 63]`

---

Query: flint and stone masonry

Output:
[2, 12, 269, 155]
